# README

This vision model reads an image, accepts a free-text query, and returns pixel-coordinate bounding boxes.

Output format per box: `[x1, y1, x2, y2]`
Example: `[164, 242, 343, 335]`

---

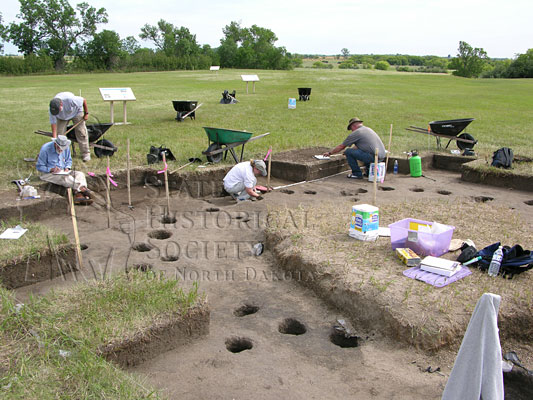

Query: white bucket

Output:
[368, 162, 386, 183]
[288, 98, 296, 109]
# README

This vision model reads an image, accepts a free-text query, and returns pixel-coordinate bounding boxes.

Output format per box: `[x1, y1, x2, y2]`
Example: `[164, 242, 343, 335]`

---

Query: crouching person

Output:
[36, 135, 93, 205]
[223, 159, 267, 201]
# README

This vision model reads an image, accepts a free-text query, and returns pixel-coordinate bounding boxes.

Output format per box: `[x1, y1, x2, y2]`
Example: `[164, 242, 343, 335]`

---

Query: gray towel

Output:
[442, 293, 504, 400]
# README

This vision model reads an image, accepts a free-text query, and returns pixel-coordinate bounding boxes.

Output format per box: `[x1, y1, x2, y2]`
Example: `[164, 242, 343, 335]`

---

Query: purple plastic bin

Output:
[388, 218, 455, 257]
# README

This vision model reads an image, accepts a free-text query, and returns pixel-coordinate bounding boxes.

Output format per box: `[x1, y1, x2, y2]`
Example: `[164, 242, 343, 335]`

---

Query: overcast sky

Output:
[2, 0, 532, 58]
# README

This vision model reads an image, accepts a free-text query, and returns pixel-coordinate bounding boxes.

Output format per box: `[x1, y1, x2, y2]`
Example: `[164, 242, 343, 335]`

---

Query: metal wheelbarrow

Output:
[298, 88, 312, 101]
[35, 123, 117, 157]
[406, 118, 477, 150]
[201, 127, 270, 163]
[172, 100, 202, 122]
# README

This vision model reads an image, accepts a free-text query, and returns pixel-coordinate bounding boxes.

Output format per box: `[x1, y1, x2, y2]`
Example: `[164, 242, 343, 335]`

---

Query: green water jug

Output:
[409, 151, 422, 177]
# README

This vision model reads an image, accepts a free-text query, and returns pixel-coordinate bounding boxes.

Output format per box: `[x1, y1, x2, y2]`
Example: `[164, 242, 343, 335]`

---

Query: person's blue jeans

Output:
[344, 148, 375, 177]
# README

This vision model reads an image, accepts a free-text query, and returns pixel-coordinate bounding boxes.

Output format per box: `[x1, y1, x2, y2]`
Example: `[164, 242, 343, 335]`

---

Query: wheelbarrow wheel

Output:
[94, 139, 116, 158]
[457, 133, 477, 150]
[206, 143, 223, 163]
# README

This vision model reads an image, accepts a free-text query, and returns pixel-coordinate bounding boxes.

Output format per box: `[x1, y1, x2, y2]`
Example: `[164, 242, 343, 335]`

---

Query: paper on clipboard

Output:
[52, 170, 70, 175]
[0, 225, 28, 239]
[314, 155, 330, 160]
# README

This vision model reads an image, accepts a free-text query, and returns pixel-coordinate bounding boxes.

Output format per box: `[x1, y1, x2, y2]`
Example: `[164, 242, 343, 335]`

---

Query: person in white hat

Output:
[49, 92, 91, 162]
[36, 135, 92, 204]
[223, 159, 267, 201]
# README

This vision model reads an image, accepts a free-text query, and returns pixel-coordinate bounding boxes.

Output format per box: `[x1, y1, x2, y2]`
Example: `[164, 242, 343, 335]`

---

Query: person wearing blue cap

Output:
[49, 92, 91, 162]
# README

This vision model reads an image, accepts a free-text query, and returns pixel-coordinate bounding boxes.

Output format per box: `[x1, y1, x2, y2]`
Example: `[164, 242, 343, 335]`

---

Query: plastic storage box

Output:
[388, 218, 455, 257]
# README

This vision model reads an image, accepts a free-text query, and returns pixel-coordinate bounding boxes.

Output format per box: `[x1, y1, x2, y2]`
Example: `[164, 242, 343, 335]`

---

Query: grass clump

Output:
[0, 270, 202, 399]
[0, 219, 69, 266]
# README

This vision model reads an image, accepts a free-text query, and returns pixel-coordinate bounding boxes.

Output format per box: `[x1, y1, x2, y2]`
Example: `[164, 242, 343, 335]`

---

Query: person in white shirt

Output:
[49, 92, 91, 161]
[223, 159, 267, 200]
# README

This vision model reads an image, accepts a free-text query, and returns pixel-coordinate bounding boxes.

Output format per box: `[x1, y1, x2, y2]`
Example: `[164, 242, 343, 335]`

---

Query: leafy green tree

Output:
[217, 21, 293, 70]
[0, 13, 4, 54]
[375, 60, 390, 70]
[4, 0, 108, 69]
[76, 29, 123, 70]
[506, 49, 533, 78]
[341, 48, 350, 59]
[450, 41, 487, 78]
[121, 36, 140, 55]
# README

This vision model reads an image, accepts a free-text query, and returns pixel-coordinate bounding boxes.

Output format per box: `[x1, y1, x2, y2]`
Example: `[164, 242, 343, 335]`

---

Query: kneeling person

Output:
[223, 160, 267, 200]
[36, 135, 92, 204]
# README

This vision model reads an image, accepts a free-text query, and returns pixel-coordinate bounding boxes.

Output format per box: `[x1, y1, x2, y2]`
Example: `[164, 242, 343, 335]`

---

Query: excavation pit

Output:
[225, 336, 253, 353]
[233, 304, 260, 317]
[410, 188, 424, 193]
[278, 318, 307, 335]
[438, 190, 452, 195]
[148, 230, 172, 240]
[160, 215, 177, 224]
[472, 196, 494, 203]
[132, 242, 154, 252]
[329, 329, 359, 348]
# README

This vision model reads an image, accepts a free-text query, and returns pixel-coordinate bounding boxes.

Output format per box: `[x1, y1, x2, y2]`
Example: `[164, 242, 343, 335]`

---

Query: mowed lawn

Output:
[1, 68, 532, 187]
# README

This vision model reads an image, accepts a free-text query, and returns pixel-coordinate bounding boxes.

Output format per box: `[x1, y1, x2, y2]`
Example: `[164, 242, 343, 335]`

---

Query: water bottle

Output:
[393, 160, 399, 174]
[488, 246, 504, 277]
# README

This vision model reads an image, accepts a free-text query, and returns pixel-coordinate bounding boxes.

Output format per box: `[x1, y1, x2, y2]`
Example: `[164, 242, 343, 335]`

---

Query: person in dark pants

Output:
[323, 117, 386, 179]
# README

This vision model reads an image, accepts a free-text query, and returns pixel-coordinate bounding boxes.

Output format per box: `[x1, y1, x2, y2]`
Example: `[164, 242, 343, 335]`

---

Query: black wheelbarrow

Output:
[406, 118, 477, 150]
[172, 100, 202, 122]
[298, 88, 312, 101]
[35, 123, 117, 157]
[201, 127, 270, 163]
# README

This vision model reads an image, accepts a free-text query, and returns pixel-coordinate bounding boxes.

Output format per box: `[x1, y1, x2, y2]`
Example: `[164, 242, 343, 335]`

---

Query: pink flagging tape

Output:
[106, 167, 118, 187]
[157, 161, 168, 174]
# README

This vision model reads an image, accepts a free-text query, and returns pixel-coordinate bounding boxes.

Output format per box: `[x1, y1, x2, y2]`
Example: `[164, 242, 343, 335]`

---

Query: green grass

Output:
[0, 219, 69, 265]
[2, 68, 533, 188]
[0, 271, 201, 399]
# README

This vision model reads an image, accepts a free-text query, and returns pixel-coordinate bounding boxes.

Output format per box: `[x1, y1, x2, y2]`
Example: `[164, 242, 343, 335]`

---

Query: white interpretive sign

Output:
[98, 88, 136, 125]
[241, 74, 260, 93]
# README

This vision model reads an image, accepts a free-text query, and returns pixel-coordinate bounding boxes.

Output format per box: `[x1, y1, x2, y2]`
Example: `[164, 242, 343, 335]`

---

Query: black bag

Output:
[491, 147, 513, 169]
[147, 145, 175, 165]
[476, 242, 533, 278]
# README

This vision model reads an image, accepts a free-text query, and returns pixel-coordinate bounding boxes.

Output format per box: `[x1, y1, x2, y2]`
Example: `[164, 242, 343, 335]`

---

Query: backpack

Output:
[491, 147, 513, 169]
[147, 145, 175, 164]
[475, 242, 533, 278]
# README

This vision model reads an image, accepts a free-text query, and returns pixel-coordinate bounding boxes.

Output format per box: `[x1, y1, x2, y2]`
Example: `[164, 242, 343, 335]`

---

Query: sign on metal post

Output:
[241, 75, 259, 94]
[99, 88, 136, 125]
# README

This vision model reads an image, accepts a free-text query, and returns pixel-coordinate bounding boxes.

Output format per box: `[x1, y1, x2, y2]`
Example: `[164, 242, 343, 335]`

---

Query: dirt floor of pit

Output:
[9, 167, 533, 400]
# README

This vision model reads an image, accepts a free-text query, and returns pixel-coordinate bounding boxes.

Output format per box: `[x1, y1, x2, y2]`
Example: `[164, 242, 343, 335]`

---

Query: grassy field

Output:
[0, 271, 201, 399]
[1, 68, 532, 188]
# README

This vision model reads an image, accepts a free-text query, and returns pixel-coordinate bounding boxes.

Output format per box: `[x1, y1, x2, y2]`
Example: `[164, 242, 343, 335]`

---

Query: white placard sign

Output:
[240, 75, 260, 93]
[210, 66, 220, 71]
[99, 87, 136, 101]
[98, 87, 136, 125]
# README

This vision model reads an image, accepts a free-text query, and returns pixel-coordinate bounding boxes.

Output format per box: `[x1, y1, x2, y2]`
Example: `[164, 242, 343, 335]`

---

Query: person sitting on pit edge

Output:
[223, 159, 267, 200]
[323, 117, 386, 179]
[36, 135, 93, 204]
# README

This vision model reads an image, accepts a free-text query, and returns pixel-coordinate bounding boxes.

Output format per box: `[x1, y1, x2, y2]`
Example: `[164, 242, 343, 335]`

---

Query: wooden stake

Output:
[127, 138, 131, 207]
[373, 148, 378, 205]
[162, 152, 170, 215]
[385, 124, 393, 178]
[106, 156, 111, 228]
[67, 188, 83, 270]
[267, 146, 272, 189]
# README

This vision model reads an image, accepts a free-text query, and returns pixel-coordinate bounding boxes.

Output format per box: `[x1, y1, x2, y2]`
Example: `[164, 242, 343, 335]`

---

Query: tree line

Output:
[0, 0, 300, 74]
[336, 42, 533, 78]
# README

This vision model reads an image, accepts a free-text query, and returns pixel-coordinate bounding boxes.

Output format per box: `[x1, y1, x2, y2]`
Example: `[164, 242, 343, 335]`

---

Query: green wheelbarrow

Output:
[202, 127, 270, 163]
